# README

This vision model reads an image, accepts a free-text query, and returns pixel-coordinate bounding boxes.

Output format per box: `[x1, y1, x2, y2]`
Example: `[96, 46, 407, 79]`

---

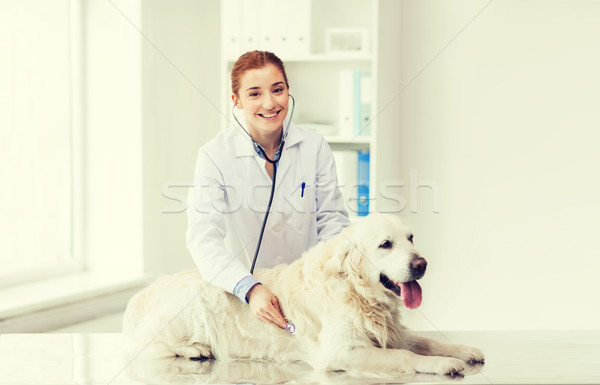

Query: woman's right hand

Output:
[246, 284, 287, 329]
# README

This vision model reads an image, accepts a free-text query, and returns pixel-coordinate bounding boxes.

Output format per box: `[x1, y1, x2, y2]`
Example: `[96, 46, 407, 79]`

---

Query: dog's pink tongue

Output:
[401, 281, 422, 309]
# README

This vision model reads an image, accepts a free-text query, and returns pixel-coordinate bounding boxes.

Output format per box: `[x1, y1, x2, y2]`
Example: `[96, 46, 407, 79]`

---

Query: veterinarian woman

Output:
[186, 51, 350, 329]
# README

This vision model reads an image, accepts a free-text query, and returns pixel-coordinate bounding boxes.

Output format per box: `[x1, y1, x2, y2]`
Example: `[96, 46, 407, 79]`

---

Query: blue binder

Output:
[357, 151, 370, 216]
[353, 70, 362, 136]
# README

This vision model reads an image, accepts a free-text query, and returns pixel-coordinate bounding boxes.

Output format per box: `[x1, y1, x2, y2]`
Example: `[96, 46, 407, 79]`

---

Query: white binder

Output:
[241, 0, 261, 52]
[221, 0, 243, 60]
[338, 69, 355, 137]
[259, 0, 280, 53]
[285, 0, 311, 57]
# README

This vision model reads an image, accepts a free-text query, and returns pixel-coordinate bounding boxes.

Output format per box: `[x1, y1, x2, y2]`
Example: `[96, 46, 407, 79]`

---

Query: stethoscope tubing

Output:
[249, 160, 276, 274]
[232, 95, 295, 274]
[232, 95, 297, 332]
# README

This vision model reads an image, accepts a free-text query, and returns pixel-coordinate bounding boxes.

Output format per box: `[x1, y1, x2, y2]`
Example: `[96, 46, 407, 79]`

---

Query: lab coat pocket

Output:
[283, 181, 316, 233]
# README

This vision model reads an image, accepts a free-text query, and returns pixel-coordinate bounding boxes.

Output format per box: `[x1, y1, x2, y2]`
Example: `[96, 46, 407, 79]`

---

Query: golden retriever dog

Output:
[123, 214, 484, 377]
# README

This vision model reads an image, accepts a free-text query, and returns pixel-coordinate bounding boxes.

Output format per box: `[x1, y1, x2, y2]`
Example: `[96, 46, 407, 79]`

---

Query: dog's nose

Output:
[410, 257, 427, 280]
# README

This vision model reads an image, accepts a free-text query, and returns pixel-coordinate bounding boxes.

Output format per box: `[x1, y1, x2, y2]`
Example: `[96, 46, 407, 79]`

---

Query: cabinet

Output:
[220, 0, 391, 219]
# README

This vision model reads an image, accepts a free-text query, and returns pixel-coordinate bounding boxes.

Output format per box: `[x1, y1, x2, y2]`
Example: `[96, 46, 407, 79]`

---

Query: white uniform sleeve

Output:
[186, 149, 252, 294]
[315, 138, 351, 241]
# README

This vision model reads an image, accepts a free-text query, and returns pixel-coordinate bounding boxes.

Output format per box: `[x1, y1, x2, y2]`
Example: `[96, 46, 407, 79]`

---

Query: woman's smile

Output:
[258, 110, 281, 120]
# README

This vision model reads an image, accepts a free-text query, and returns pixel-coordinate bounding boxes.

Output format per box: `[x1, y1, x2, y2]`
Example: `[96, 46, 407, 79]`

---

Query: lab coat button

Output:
[273, 225, 281, 232]
[274, 256, 284, 264]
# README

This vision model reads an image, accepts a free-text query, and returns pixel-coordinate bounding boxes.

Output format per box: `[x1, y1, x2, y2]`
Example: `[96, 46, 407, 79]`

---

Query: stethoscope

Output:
[232, 94, 296, 334]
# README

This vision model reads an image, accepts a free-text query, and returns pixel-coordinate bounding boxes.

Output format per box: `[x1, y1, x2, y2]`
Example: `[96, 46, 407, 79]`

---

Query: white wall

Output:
[84, 0, 143, 277]
[141, 0, 221, 275]
[375, 0, 600, 330]
[82, 0, 221, 278]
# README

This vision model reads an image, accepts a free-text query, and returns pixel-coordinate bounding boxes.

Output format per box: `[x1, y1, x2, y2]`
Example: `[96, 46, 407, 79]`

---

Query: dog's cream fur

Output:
[123, 214, 484, 376]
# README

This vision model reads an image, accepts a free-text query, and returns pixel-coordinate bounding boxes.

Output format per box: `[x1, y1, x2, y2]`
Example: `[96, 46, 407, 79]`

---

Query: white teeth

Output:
[262, 112, 277, 118]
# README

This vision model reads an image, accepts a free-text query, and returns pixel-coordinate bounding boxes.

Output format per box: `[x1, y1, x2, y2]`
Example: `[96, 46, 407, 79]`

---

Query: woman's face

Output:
[233, 64, 289, 141]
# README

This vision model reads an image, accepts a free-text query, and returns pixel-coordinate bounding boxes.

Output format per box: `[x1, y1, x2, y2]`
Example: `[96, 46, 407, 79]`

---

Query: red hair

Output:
[231, 51, 289, 97]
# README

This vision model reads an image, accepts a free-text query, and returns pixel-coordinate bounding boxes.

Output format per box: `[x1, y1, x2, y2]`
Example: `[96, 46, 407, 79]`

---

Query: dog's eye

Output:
[408, 234, 414, 244]
[379, 240, 393, 249]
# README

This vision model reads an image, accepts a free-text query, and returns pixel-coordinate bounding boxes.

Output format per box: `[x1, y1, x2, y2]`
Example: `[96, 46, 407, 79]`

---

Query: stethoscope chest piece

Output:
[285, 323, 295, 334]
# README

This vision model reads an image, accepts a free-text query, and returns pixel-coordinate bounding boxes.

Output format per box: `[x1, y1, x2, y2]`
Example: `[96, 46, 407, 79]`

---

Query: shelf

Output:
[348, 214, 368, 223]
[325, 135, 372, 144]
[328, 138, 371, 152]
[282, 53, 373, 63]
[226, 53, 373, 64]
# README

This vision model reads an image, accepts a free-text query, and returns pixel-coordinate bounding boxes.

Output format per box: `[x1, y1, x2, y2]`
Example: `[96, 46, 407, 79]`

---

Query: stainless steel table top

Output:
[1, 330, 598, 384]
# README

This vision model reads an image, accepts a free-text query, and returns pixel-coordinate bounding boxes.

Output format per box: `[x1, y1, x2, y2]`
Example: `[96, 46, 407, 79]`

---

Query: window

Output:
[0, 0, 83, 286]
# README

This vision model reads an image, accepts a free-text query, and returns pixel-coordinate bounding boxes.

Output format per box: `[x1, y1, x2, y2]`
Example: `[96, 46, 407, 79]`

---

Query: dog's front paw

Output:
[416, 356, 466, 376]
[437, 357, 467, 377]
[449, 344, 485, 364]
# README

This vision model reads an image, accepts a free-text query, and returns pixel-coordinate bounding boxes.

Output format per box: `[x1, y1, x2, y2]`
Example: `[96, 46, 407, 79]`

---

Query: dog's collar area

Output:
[379, 273, 402, 296]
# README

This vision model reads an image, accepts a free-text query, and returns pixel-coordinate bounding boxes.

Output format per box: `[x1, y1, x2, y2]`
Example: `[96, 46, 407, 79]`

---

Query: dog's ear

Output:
[323, 236, 351, 274]
[323, 231, 363, 276]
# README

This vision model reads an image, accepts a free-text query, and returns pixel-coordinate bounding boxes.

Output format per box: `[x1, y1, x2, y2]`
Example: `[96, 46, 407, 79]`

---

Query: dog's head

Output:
[325, 214, 427, 309]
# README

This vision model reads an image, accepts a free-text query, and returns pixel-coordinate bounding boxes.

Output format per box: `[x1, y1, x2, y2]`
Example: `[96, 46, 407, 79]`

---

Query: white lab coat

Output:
[186, 116, 350, 294]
